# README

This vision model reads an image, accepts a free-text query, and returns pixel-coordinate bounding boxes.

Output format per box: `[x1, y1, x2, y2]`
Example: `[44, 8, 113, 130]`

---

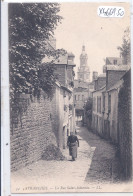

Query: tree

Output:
[84, 97, 93, 119]
[9, 3, 65, 102]
[117, 27, 131, 65]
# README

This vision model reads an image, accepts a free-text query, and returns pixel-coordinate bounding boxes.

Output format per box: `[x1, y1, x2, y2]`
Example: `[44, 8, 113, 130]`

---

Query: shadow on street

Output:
[76, 125, 121, 184]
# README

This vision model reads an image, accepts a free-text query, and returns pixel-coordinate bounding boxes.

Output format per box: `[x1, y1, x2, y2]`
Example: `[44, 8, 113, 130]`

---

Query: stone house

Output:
[92, 63, 130, 142]
[91, 72, 106, 137]
[51, 81, 74, 149]
[92, 85, 106, 136]
[51, 51, 76, 149]
[43, 37, 76, 147]
[103, 65, 130, 143]
[103, 80, 123, 142]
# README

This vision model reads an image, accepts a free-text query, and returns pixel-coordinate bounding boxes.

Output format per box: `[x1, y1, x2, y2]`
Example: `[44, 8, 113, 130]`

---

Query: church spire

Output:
[80, 45, 88, 67]
[82, 45, 85, 51]
[78, 45, 90, 82]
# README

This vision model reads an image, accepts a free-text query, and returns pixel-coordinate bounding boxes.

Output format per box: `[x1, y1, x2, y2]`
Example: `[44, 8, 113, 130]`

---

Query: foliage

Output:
[76, 109, 83, 116]
[84, 97, 93, 119]
[85, 97, 93, 111]
[117, 27, 131, 65]
[9, 3, 65, 103]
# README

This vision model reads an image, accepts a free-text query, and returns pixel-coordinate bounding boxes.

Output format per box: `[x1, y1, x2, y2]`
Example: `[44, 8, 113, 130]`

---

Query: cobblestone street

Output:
[11, 126, 122, 193]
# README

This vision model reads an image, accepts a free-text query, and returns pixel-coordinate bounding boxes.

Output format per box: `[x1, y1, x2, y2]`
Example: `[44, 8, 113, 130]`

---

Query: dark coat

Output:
[67, 135, 79, 158]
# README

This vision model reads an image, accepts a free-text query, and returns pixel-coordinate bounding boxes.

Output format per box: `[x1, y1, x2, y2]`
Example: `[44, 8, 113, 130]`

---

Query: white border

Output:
[2, 0, 132, 2]
[1, 2, 10, 196]
[1, 0, 133, 196]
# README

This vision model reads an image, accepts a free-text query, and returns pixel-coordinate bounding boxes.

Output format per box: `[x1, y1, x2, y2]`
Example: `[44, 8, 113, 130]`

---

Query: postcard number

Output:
[98, 6, 125, 17]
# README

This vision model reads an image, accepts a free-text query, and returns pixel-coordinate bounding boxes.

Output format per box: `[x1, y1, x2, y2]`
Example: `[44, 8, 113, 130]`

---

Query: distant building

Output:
[74, 45, 94, 125]
[77, 45, 90, 82]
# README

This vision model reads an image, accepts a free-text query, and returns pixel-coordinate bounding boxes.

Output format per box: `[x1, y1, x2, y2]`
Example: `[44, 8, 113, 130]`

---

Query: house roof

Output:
[106, 57, 121, 60]
[61, 85, 72, 93]
[68, 52, 75, 57]
[121, 68, 131, 80]
[42, 53, 76, 66]
[94, 73, 106, 81]
[92, 85, 106, 93]
[106, 57, 122, 65]
[54, 54, 68, 64]
[67, 60, 76, 66]
[106, 65, 130, 71]
[98, 73, 106, 78]
[107, 79, 123, 92]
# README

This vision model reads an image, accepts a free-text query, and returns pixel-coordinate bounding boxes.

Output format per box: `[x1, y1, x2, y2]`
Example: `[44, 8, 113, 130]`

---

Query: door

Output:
[63, 126, 66, 149]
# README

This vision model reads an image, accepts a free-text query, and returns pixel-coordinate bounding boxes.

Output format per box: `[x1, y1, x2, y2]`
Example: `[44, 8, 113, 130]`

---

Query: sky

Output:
[54, 2, 130, 80]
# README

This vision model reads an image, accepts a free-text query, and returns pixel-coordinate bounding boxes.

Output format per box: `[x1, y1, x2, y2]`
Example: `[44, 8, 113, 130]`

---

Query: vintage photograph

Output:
[9, 2, 132, 193]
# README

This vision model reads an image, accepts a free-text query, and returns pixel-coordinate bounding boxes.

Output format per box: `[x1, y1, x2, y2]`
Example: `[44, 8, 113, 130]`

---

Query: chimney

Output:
[103, 65, 107, 73]
[68, 52, 75, 63]
[92, 71, 98, 81]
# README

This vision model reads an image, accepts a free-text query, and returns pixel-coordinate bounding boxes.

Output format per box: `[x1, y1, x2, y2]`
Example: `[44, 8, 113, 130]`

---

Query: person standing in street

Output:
[67, 132, 79, 161]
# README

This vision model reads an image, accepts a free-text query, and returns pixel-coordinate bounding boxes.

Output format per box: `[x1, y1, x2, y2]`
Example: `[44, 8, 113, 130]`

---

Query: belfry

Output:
[77, 45, 90, 82]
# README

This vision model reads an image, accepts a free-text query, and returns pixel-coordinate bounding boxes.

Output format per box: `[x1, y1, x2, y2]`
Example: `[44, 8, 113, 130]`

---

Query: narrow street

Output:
[11, 126, 121, 193]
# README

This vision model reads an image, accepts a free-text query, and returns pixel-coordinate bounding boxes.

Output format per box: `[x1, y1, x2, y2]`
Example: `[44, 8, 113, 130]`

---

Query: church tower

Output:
[77, 45, 90, 82]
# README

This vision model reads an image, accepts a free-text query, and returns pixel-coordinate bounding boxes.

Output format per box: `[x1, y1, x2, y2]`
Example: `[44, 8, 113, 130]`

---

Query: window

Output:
[78, 95, 80, 101]
[113, 60, 117, 65]
[93, 97, 96, 111]
[82, 95, 84, 101]
[103, 95, 105, 111]
[108, 94, 111, 113]
[97, 96, 101, 113]
[75, 95, 76, 101]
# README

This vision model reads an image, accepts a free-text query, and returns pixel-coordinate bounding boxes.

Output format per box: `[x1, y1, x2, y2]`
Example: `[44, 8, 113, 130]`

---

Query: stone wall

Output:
[118, 70, 132, 181]
[67, 66, 73, 82]
[10, 93, 57, 171]
[51, 84, 61, 147]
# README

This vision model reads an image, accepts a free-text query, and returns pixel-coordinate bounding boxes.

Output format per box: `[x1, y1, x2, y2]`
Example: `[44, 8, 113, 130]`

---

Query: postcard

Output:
[1, 1, 133, 195]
